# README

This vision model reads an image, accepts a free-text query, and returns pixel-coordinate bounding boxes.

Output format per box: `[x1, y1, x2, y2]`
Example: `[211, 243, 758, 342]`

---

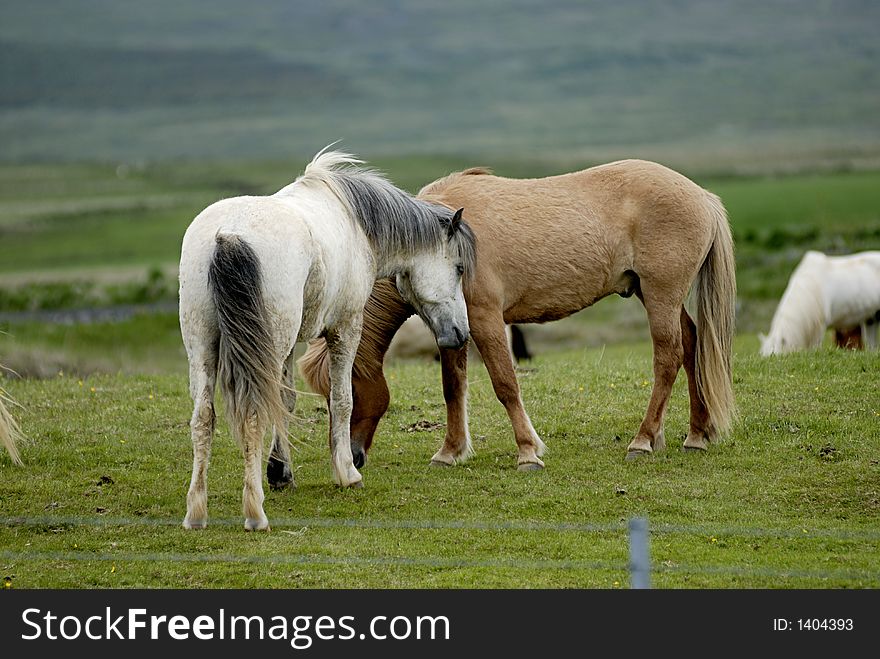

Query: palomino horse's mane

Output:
[298, 279, 413, 398]
[289, 148, 477, 280]
[418, 166, 493, 197]
[765, 254, 827, 351]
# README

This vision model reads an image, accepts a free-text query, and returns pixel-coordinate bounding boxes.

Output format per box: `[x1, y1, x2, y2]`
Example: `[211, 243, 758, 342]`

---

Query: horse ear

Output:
[448, 208, 464, 237]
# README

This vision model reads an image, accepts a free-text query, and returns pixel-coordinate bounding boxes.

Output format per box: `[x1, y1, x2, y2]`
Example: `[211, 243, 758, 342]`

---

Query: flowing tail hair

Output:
[0, 389, 23, 465]
[694, 192, 737, 437]
[209, 233, 288, 450]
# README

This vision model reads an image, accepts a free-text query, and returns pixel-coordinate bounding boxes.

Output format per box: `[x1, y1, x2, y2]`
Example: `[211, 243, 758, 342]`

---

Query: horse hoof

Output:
[349, 480, 364, 489]
[267, 457, 293, 490]
[430, 459, 453, 467]
[183, 518, 206, 530]
[269, 477, 295, 491]
[517, 461, 544, 472]
[682, 445, 707, 453]
[352, 449, 366, 470]
[625, 449, 651, 462]
[244, 518, 270, 532]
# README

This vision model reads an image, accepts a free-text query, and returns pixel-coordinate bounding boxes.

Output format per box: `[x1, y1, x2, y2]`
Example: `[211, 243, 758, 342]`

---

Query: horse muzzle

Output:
[435, 324, 469, 350]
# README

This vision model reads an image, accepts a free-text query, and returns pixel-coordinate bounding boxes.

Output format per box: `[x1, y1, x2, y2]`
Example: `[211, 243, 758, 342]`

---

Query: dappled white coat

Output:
[178, 182, 377, 532]
[177, 150, 472, 532]
[760, 250, 880, 355]
[180, 181, 375, 361]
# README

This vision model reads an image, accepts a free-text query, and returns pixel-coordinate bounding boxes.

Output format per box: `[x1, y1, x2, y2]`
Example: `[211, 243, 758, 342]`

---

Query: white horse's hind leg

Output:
[267, 350, 297, 490]
[326, 316, 364, 488]
[183, 344, 217, 530]
[242, 411, 270, 531]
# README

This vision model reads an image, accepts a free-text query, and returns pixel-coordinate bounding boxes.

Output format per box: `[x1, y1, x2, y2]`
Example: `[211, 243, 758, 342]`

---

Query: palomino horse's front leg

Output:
[183, 346, 217, 529]
[469, 308, 546, 470]
[430, 343, 472, 466]
[267, 350, 297, 490]
[326, 319, 364, 488]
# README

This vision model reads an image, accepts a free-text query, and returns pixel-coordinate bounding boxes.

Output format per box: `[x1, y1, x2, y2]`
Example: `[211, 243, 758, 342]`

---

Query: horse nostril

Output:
[454, 326, 466, 346]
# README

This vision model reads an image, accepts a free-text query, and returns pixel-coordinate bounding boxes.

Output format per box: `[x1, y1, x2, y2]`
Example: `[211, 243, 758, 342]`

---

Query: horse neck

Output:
[298, 279, 413, 398]
[353, 279, 414, 377]
[372, 252, 409, 280]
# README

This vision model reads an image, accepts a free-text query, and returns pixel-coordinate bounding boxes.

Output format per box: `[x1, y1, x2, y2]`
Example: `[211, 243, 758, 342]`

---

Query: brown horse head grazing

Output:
[301, 159, 737, 468]
[299, 278, 414, 467]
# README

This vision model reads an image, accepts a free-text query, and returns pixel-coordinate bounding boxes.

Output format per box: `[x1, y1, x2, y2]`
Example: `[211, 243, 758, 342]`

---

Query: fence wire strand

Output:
[3, 515, 879, 540]
[2, 515, 878, 584]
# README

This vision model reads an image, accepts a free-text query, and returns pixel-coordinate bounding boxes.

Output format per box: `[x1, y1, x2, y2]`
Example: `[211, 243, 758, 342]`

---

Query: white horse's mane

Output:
[286, 146, 477, 279]
[762, 252, 827, 354]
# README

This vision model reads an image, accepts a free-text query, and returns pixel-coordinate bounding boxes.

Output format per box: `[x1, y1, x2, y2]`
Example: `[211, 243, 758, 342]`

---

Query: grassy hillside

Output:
[1, 1, 878, 166]
[1, 159, 879, 377]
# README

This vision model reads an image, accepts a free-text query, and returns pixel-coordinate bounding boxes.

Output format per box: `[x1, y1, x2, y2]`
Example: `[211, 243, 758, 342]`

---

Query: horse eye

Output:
[456, 263, 465, 276]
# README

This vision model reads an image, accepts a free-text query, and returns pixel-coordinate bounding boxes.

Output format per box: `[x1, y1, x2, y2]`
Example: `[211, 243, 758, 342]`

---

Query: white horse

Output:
[178, 149, 475, 530]
[760, 250, 880, 355]
[0, 390, 23, 465]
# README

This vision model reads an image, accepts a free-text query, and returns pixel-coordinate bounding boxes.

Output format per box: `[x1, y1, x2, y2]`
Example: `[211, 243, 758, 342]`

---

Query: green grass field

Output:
[1, 160, 879, 588]
[1, 341, 878, 588]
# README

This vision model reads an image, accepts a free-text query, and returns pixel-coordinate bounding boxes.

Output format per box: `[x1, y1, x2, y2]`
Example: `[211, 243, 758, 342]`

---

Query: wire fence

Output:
[2, 514, 878, 587]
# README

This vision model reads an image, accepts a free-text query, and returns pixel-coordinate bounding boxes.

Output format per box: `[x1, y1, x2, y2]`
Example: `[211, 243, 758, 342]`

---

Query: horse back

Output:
[825, 251, 880, 327]
[180, 193, 373, 345]
[420, 159, 720, 321]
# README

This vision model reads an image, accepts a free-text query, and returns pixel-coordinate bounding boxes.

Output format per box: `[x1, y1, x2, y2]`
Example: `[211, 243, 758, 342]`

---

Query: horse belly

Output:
[504, 285, 612, 324]
[827, 275, 880, 328]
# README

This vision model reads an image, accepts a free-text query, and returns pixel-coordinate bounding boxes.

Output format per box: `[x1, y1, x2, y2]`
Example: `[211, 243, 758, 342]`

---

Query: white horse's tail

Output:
[694, 193, 737, 438]
[209, 233, 287, 449]
[0, 390, 23, 465]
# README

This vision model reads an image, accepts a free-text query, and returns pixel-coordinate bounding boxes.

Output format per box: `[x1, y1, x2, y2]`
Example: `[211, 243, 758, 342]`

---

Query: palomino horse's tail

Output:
[209, 233, 287, 448]
[298, 339, 331, 399]
[694, 193, 737, 437]
[0, 390, 23, 465]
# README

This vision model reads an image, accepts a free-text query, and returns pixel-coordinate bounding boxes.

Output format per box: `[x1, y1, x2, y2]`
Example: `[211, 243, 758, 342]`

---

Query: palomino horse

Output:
[0, 389, 23, 465]
[178, 149, 474, 530]
[300, 160, 737, 467]
[760, 250, 880, 355]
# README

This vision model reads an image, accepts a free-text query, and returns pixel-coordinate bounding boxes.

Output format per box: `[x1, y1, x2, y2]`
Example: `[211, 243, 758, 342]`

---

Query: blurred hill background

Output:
[1, 0, 878, 171]
[2, 1, 880, 377]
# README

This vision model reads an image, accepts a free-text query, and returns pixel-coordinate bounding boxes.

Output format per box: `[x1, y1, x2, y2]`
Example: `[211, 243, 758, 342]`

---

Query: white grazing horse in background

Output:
[0, 389, 23, 465]
[178, 149, 475, 531]
[760, 250, 880, 355]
